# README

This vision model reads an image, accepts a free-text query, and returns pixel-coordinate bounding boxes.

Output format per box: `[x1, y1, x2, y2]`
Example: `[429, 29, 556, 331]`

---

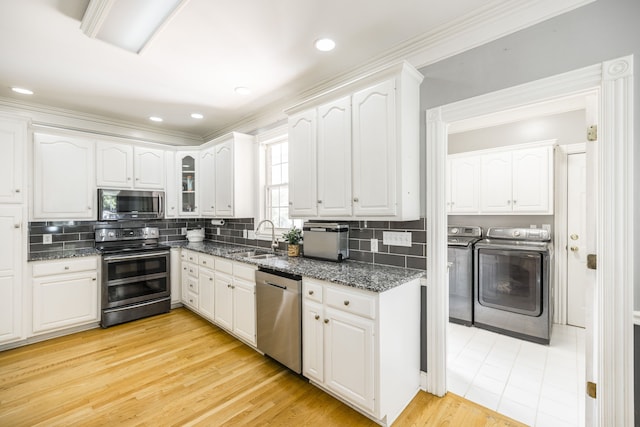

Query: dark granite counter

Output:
[28, 247, 101, 262]
[165, 241, 425, 293]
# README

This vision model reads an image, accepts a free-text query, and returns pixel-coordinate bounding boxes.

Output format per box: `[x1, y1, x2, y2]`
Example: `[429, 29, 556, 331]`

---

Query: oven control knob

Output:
[450, 228, 459, 234]
[513, 230, 521, 237]
[108, 231, 115, 238]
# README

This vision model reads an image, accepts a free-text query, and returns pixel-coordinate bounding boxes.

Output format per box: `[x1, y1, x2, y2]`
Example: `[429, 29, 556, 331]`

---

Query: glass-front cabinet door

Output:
[176, 151, 199, 216]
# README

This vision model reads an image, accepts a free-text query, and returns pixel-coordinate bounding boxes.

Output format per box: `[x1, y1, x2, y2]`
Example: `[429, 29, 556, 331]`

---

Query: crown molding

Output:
[0, 96, 203, 146]
[206, 0, 595, 139]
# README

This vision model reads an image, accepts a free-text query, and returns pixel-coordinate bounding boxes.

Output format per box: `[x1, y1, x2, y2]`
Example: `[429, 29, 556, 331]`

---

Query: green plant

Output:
[282, 226, 303, 245]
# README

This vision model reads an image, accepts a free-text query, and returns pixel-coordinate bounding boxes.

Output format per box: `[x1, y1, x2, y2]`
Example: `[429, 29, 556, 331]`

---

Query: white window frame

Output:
[255, 124, 302, 241]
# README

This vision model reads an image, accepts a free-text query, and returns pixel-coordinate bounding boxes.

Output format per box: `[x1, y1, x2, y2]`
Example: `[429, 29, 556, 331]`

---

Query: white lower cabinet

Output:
[0, 206, 24, 345]
[302, 277, 421, 425]
[31, 257, 99, 335]
[180, 249, 257, 346]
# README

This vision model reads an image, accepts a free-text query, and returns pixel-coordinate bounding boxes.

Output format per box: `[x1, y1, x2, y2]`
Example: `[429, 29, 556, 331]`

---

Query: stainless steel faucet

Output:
[256, 219, 278, 252]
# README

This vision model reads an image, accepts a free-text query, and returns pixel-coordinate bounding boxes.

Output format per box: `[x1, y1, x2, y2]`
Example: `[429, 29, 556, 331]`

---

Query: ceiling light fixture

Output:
[80, 0, 188, 54]
[314, 38, 336, 52]
[190, 113, 204, 119]
[11, 87, 34, 95]
[234, 87, 251, 95]
[149, 116, 163, 122]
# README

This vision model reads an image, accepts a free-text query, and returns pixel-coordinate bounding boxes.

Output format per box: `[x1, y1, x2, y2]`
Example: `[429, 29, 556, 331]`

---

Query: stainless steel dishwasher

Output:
[255, 267, 302, 374]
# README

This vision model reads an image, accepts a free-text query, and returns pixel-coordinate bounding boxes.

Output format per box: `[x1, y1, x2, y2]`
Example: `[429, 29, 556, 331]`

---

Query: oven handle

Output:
[103, 251, 170, 262]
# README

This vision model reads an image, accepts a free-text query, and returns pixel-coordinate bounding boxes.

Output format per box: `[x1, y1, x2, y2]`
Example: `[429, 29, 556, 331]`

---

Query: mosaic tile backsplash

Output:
[29, 217, 427, 270]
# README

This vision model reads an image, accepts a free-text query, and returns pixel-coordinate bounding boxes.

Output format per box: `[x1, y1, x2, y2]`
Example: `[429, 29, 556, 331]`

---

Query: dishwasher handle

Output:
[264, 281, 287, 290]
[255, 270, 301, 293]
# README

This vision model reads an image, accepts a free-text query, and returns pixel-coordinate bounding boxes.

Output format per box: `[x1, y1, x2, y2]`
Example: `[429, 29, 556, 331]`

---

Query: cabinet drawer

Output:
[182, 250, 198, 263]
[185, 263, 199, 278]
[185, 276, 199, 294]
[233, 262, 257, 281]
[32, 257, 98, 277]
[199, 254, 215, 269]
[184, 291, 198, 309]
[325, 286, 376, 319]
[215, 258, 233, 275]
[303, 280, 323, 303]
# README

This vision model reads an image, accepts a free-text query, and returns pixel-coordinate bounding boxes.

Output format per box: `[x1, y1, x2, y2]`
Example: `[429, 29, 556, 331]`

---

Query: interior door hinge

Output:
[587, 254, 597, 270]
[587, 381, 597, 399]
[587, 125, 597, 141]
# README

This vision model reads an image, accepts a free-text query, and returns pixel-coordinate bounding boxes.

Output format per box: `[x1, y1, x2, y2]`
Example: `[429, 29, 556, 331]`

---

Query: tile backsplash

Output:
[28, 217, 427, 271]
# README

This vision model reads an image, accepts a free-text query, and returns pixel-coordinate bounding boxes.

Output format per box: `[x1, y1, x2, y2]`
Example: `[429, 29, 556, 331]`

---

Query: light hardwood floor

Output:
[0, 309, 525, 426]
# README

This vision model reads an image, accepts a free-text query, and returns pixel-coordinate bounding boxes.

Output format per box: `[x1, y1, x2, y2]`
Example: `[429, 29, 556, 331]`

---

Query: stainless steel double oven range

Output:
[95, 227, 170, 328]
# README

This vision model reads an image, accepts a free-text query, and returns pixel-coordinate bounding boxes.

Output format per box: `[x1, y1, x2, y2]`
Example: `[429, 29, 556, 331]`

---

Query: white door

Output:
[133, 147, 164, 189]
[232, 278, 256, 345]
[199, 148, 216, 216]
[0, 117, 26, 203]
[449, 156, 480, 213]
[352, 79, 397, 216]
[317, 96, 352, 217]
[214, 141, 234, 217]
[288, 110, 317, 217]
[96, 142, 133, 188]
[512, 146, 552, 213]
[480, 151, 512, 212]
[567, 152, 587, 328]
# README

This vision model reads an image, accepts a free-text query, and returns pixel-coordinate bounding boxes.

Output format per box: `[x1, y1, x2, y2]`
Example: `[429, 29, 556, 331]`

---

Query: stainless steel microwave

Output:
[98, 189, 164, 221]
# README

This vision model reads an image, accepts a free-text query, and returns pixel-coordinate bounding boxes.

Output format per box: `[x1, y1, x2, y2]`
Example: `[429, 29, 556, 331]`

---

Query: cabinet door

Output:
[176, 152, 199, 216]
[214, 272, 233, 330]
[233, 278, 256, 345]
[164, 151, 178, 218]
[198, 268, 215, 320]
[449, 156, 480, 214]
[199, 148, 216, 216]
[32, 271, 98, 334]
[324, 307, 375, 413]
[134, 147, 165, 189]
[0, 206, 23, 344]
[288, 110, 317, 217]
[96, 142, 133, 188]
[170, 249, 181, 305]
[512, 147, 552, 213]
[214, 141, 234, 217]
[33, 133, 95, 220]
[352, 79, 397, 216]
[480, 151, 512, 213]
[302, 299, 324, 383]
[317, 97, 352, 217]
[0, 117, 26, 203]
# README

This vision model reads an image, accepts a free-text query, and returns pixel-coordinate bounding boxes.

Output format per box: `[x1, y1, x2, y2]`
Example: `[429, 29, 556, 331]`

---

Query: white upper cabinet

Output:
[317, 96, 352, 217]
[286, 61, 422, 220]
[447, 156, 480, 214]
[0, 116, 27, 204]
[450, 143, 554, 215]
[199, 133, 255, 218]
[176, 151, 199, 216]
[96, 142, 164, 189]
[133, 146, 165, 189]
[288, 110, 318, 217]
[352, 79, 397, 217]
[164, 150, 178, 218]
[33, 133, 95, 220]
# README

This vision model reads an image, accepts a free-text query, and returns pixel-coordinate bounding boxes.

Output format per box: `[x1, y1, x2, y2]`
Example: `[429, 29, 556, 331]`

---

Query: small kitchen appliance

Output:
[302, 222, 349, 262]
[98, 189, 164, 221]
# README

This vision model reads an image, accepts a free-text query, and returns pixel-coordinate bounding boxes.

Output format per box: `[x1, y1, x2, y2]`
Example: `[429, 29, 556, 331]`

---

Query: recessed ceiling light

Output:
[149, 116, 163, 122]
[191, 113, 204, 119]
[234, 86, 251, 95]
[315, 38, 336, 52]
[11, 87, 34, 95]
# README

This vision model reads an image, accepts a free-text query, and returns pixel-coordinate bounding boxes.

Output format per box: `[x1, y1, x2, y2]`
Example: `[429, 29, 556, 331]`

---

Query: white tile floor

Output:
[447, 322, 585, 427]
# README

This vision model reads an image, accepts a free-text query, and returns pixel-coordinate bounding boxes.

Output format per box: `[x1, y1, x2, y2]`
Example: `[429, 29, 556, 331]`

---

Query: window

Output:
[257, 126, 303, 235]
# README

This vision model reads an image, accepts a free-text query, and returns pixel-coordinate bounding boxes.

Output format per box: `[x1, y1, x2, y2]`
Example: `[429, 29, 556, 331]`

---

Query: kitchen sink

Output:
[233, 250, 278, 260]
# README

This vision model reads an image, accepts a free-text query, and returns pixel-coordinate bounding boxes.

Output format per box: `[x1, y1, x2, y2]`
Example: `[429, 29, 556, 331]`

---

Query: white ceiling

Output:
[0, 0, 593, 143]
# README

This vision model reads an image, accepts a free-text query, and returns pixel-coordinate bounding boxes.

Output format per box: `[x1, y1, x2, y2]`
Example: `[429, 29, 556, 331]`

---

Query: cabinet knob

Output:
[14, 224, 20, 229]
[324, 319, 329, 324]
[227, 284, 231, 288]
[289, 201, 293, 205]
[209, 277, 213, 281]
[353, 197, 359, 203]
[92, 277, 97, 281]
[64, 266, 69, 270]
[507, 200, 511, 205]
[308, 290, 314, 295]
[570, 234, 579, 241]
[127, 177, 131, 181]
[344, 300, 350, 306]
[513, 200, 517, 204]
[88, 206, 91, 210]
[227, 205, 231, 208]
[315, 314, 320, 320]
[317, 200, 322, 204]
[570, 246, 579, 252]
[211, 206, 214, 209]
[171, 207, 175, 210]
[15, 189, 20, 193]
[202, 261, 206, 264]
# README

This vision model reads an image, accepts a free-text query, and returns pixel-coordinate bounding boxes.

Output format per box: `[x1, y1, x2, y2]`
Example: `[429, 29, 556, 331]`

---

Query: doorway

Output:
[567, 150, 587, 328]
[424, 56, 635, 426]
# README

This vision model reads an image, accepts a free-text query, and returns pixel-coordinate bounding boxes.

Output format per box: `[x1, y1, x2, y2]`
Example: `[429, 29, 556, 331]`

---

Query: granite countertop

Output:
[28, 240, 425, 292]
[166, 240, 425, 293]
[28, 247, 101, 262]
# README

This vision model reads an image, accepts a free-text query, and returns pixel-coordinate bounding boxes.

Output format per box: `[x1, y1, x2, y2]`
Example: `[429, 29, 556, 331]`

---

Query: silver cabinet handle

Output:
[570, 234, 579, 240]
[227, 205, 231, 208]
[127, 177, 131, 181]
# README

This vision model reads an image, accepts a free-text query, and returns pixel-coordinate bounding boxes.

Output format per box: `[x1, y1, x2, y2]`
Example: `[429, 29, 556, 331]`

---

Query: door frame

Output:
[424, 56, 634, 425]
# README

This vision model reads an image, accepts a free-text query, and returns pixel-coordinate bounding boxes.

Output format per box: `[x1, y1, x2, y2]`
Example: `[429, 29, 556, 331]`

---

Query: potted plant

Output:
[282, 226, 303, 257]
